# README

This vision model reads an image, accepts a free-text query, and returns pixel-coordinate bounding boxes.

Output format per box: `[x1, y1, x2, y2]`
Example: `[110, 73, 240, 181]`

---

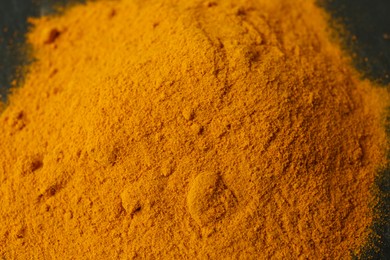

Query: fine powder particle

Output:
[0, 0, 389, 259]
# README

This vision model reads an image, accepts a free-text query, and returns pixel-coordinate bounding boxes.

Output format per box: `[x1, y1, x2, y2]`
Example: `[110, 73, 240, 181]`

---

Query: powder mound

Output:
[0, 0, 388, 259]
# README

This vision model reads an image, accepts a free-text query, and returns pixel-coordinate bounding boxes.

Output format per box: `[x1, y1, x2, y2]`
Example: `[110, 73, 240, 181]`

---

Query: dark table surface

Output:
[0, 0, 389, 259]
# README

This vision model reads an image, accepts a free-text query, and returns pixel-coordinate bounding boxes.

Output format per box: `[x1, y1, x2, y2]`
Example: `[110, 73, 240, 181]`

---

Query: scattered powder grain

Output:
[0, 0, 389, 259]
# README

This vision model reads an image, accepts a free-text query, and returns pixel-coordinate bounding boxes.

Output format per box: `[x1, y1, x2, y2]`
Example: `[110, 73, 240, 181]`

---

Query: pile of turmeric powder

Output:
[0, 0, 388, 258]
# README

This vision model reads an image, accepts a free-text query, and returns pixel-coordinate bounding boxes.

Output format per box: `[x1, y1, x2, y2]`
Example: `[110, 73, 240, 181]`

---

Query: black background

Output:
[0, 0, 389, 258]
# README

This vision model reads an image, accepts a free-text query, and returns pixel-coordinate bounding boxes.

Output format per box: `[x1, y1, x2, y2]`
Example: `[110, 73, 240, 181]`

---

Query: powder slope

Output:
[0, 0, 388, 259]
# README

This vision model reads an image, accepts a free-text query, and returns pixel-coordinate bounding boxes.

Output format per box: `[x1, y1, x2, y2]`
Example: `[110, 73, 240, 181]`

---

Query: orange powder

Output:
[0, 0, 388, 259]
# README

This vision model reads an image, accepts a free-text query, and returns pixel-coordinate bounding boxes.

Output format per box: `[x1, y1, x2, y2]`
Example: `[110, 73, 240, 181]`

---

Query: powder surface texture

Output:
[0, 0, 388, 259]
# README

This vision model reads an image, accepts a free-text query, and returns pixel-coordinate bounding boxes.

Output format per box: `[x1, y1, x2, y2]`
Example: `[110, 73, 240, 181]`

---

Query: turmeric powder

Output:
[0, 0, 388, 259]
